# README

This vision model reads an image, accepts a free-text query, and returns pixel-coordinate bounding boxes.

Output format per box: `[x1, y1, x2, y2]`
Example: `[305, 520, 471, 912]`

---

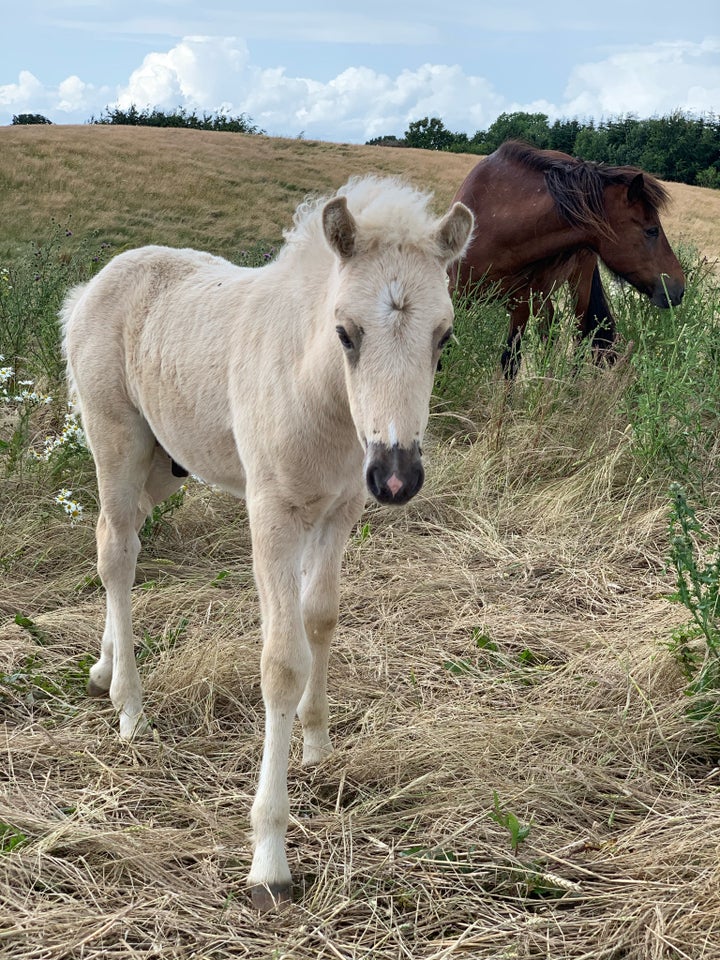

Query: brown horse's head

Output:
[597, 172, 684, 307]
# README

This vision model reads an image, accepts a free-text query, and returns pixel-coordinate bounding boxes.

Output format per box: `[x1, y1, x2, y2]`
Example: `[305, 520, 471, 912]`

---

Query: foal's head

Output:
[322, 188, 473, 505]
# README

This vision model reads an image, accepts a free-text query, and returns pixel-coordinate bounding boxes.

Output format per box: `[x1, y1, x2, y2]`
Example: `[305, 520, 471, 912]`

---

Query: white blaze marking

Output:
[388, 420, 398, 447]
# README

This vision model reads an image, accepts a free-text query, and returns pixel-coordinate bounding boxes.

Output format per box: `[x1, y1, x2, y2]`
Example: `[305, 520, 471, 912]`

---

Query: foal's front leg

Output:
[247, 497, 311, 911]
[298, 494, 365, 766]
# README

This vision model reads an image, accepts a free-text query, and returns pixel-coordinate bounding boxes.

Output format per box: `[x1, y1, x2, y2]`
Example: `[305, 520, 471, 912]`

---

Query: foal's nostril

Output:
[365, 463, 384, 500]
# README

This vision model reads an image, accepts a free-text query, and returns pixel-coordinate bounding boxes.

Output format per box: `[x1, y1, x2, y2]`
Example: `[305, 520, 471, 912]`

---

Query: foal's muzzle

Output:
[365, 441, 424, 506]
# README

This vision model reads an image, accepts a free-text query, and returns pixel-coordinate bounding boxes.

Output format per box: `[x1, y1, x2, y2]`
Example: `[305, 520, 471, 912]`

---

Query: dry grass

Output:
[1, 128, 720, 958]
[0, 126, 477, 263]
[3, 371, 720, 959]
[2, 125, 718, 267]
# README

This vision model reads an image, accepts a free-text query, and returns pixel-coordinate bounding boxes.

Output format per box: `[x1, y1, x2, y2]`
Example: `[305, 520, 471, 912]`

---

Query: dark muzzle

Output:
[365, 441, 424, 506]
[650, 275, 685, 308]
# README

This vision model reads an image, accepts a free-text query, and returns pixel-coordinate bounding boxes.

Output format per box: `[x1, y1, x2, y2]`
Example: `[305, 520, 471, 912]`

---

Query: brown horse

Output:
[448, 140, 685, 377]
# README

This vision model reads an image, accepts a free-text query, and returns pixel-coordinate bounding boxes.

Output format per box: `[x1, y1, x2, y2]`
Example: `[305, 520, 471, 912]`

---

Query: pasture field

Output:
[1, 125, 720, 959]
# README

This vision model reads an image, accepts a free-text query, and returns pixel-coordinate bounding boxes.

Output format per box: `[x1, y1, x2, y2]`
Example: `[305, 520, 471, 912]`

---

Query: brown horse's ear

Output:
[435, 202, 474, 264]
[627, 173, 645, 205]
[323, 196, 357, 260]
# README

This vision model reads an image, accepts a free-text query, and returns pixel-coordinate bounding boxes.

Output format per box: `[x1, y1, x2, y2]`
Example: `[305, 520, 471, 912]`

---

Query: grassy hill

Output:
[1, 126, 720, 960]
[3, 124, 720, 265]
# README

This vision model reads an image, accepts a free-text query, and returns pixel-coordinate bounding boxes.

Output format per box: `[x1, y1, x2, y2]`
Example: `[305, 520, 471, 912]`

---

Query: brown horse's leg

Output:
[537, 297, 555, 344]
[573, 257, 617, 365]
[501, 300, 530, 379]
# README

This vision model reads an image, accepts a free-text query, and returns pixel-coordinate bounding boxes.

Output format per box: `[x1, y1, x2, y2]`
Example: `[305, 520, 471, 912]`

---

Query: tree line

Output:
[11, 106, 264, 135]
[367, 111, 720, 189]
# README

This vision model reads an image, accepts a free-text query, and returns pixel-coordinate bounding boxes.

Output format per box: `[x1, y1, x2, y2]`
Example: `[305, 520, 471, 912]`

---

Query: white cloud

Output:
[0, 68, 107, 118]
[57, 76, 95, 113]
[109, 34, 720, 139]
[0, 70, 45, 109]
[561, 39, 720, 119]
[111, 37, 512, 140]
[116, 36, 251, 112]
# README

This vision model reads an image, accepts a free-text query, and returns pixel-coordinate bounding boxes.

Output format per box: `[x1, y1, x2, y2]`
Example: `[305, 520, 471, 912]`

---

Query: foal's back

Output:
[63, 246, 260, 493]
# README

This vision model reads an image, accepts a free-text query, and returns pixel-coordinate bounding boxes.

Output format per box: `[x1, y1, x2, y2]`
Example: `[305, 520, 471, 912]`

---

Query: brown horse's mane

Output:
[496, 140, 671, 235]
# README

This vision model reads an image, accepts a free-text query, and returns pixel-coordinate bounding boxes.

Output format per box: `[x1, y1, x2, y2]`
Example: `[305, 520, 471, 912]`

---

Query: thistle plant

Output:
[666, 482, 720, 722]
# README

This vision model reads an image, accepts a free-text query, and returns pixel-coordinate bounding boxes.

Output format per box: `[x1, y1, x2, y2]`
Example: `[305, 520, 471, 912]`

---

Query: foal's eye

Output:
[644, 226, 660, 240]
[336, 326, 354, 351]
[437, 327, 454, 350]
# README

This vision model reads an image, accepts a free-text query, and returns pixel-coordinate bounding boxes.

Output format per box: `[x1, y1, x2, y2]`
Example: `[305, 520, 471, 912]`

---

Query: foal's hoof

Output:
[87, 678, 110, 698]
[119, 710, 151, 741]
[302, 740, 333, 767]
[249, 882, 292, 913]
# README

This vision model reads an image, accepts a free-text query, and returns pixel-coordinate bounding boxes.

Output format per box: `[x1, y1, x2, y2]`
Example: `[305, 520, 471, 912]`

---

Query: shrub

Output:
[11, 113, 52, 125]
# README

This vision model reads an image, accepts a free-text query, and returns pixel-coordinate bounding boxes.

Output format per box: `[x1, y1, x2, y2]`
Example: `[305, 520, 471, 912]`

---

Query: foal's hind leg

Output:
[88, 437, 184, 736]
[85, 416, 157, 738]
[297, 493, 366, 767]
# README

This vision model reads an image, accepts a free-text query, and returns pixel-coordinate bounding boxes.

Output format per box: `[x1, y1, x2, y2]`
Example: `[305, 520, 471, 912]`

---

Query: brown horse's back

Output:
[449, 145, 583, 295]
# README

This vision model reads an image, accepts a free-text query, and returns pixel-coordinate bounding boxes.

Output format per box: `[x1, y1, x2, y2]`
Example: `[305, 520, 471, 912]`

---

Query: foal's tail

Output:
[59, 282, 90, 411]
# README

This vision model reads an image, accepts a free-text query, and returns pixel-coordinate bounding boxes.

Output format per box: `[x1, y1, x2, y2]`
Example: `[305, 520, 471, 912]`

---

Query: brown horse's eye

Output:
[645, 226, 660, 240]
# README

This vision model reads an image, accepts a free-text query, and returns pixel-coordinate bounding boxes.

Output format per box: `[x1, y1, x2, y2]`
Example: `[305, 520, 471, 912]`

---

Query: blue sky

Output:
[2, 1, 718, 142]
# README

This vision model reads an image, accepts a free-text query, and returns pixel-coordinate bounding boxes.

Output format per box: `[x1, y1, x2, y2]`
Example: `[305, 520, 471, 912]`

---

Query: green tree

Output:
[548, 119, 582, 154]
[482, 112, 551, 151]
[573, 124, 609, 163]
[404, 117, 456, 150]
[89, 105, 263, 135]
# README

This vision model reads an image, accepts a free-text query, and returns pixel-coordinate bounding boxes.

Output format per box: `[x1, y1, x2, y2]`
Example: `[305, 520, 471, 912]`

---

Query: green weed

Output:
[140, 487, 187, 542]
[0, 221, 111, 384]
[666, 483, 720, 724]
[137, 617, 189, 666]
[490, 791, 533, 853]
[0, 822, 29, 854]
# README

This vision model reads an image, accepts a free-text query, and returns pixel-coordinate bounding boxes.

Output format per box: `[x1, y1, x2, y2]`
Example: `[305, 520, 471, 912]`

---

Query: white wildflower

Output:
[37, 406, 86, 460]
[54, 488, 84, 524]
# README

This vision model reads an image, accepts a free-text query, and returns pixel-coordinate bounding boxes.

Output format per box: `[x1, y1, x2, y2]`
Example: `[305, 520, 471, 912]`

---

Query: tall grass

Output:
[434, 251, 720, 497]
[617, 250, 720, 494]
[0, 222, 111, 384]
[3, 221, 719, 530]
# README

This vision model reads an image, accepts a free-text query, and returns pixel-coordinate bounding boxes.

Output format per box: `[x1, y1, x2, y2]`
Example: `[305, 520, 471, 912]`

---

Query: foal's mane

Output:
[497, 140, 670, 235]
[279, 175, 442, 261]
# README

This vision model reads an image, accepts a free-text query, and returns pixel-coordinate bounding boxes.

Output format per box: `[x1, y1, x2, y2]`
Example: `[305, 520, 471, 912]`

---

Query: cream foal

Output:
[62, 175, 473, 909]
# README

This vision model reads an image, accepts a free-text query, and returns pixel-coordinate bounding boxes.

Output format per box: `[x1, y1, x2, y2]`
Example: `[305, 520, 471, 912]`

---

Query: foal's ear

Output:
[627, 173, 645, 205]
[435, 202, 474, 264]
[323, 196, 358, 260]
